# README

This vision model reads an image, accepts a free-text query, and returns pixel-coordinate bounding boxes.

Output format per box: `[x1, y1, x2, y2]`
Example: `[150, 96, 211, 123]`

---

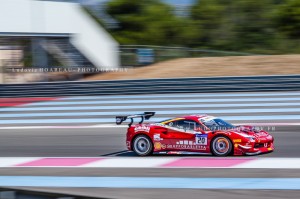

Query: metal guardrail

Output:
[0, 75, 300, 97]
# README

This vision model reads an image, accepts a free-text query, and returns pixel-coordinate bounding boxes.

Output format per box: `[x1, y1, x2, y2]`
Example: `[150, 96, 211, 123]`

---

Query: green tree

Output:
[103, 0, 300, 53]
[227, 0, 276, 52]
[191, 0, 276, 52]
[275, 0, 300, 39]
[107, 0, 194, 46]
[190, 0, 225, 47]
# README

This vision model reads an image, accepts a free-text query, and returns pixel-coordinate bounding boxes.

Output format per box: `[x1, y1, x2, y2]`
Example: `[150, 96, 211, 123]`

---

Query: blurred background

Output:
[0, 0, 300, 83]
[1, 1, 300, 199]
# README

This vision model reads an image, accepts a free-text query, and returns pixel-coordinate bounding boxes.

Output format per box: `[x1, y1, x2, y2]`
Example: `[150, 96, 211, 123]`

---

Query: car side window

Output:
[168, 119, 203, 131]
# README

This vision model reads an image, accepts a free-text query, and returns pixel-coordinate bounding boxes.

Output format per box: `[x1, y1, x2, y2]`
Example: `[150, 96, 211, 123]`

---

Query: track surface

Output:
[0, 125, 299, 199]
[1, 91, 300, 126]
[1, 167, 300, 199]
[10, 187, 299, 199]
[1, 91, 300, 199]
[0, 126, 297, 157]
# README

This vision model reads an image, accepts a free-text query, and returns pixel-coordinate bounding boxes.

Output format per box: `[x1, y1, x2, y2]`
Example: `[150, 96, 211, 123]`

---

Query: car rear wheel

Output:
[211, 136, 233, 156]
[132, 135, 153, 156]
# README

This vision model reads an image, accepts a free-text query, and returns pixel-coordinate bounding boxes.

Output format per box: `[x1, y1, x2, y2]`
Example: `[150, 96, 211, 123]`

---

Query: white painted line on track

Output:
[0, 123, 299, 130]
[1, 115, 300, 125]
[14, 97, 300, 106]
[4, 102, 300, 112]
[2, 107, 300, 118]
[0, 125, 128, 130]
[58, 92, 300, 101]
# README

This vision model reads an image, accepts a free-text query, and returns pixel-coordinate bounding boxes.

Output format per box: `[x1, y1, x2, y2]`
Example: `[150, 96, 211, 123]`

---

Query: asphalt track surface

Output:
[1, 168, 300, 199]
[1, 91, 300, 199]
[2, 91, 300, 126]
[0, 126, 298, 157]
[0, 126, 299, 199]
[5, 186, 300, 199]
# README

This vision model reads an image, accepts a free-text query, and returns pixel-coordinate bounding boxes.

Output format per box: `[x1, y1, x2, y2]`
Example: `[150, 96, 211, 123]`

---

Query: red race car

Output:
[116, 112, 274, 156]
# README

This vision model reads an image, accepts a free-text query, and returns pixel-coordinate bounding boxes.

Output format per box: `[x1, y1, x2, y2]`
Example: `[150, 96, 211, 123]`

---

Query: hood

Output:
[232, 125, 269, 137]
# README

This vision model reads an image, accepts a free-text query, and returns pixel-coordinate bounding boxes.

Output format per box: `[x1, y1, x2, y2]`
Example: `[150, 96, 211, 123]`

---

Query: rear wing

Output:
[116, 112, 155, 126]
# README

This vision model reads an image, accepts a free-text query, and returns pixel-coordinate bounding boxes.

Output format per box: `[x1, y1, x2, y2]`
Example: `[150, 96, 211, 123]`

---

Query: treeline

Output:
[104, 0, 300, 54]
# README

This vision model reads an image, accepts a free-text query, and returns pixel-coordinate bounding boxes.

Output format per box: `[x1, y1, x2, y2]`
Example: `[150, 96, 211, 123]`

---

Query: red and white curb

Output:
[0, 157, 299, 168]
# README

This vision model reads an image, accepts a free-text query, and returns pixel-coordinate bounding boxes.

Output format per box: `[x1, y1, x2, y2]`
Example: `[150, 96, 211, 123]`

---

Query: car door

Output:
[162, 119, 207, 151]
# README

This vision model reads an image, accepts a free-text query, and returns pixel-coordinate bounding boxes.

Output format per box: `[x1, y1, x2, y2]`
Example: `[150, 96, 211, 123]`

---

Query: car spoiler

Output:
[116, 112, 155, 126]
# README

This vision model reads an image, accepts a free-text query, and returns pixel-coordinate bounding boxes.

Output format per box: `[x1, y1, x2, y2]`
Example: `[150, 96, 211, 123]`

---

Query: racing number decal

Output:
[195, 134, 207, 145]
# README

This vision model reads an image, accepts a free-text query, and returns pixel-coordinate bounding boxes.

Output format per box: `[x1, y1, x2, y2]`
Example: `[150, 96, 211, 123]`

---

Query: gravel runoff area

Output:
[84, 55, 300, 80]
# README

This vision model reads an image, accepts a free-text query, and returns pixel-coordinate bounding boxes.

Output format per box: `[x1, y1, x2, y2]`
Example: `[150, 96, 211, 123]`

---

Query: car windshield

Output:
[201, 118, 235, 131]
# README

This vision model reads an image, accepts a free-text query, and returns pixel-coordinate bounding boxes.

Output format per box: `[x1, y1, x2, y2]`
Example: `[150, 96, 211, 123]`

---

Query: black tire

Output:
[210, 136, 233, 156]
[132, 135, 153, 156]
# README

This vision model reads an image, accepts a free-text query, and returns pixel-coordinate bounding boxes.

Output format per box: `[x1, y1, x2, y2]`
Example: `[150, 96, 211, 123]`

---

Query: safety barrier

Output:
[1, 75, 300, 97]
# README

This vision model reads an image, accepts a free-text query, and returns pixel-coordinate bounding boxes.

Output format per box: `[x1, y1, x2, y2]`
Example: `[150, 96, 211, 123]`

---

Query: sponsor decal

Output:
[154, 134, 161, 141]
[162, 144, 166, 149]
[195, 134, 208, 145]
[134, 126, 150, 133]
[154, 142, 162, 150]
[268, 147, 273, 151]
[176, 140, 196, 145]
[126, 141, 130, 148]
[234, 144, 238, 148]
[233, 139, 242, 143]
[166, 144, 206, 150]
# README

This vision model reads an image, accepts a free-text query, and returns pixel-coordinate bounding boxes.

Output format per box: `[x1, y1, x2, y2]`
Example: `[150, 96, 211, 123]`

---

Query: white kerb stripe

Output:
[0, 158, 40, 167]
[233, 158, 300, 169]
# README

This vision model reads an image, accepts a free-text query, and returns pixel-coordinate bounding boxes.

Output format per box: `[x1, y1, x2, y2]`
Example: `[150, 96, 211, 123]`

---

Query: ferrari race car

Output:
[116, 112, 274, 156]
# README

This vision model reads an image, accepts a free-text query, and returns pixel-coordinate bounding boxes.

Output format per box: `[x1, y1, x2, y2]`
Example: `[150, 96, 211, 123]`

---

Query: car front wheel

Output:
[211, 136, 233, 156]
